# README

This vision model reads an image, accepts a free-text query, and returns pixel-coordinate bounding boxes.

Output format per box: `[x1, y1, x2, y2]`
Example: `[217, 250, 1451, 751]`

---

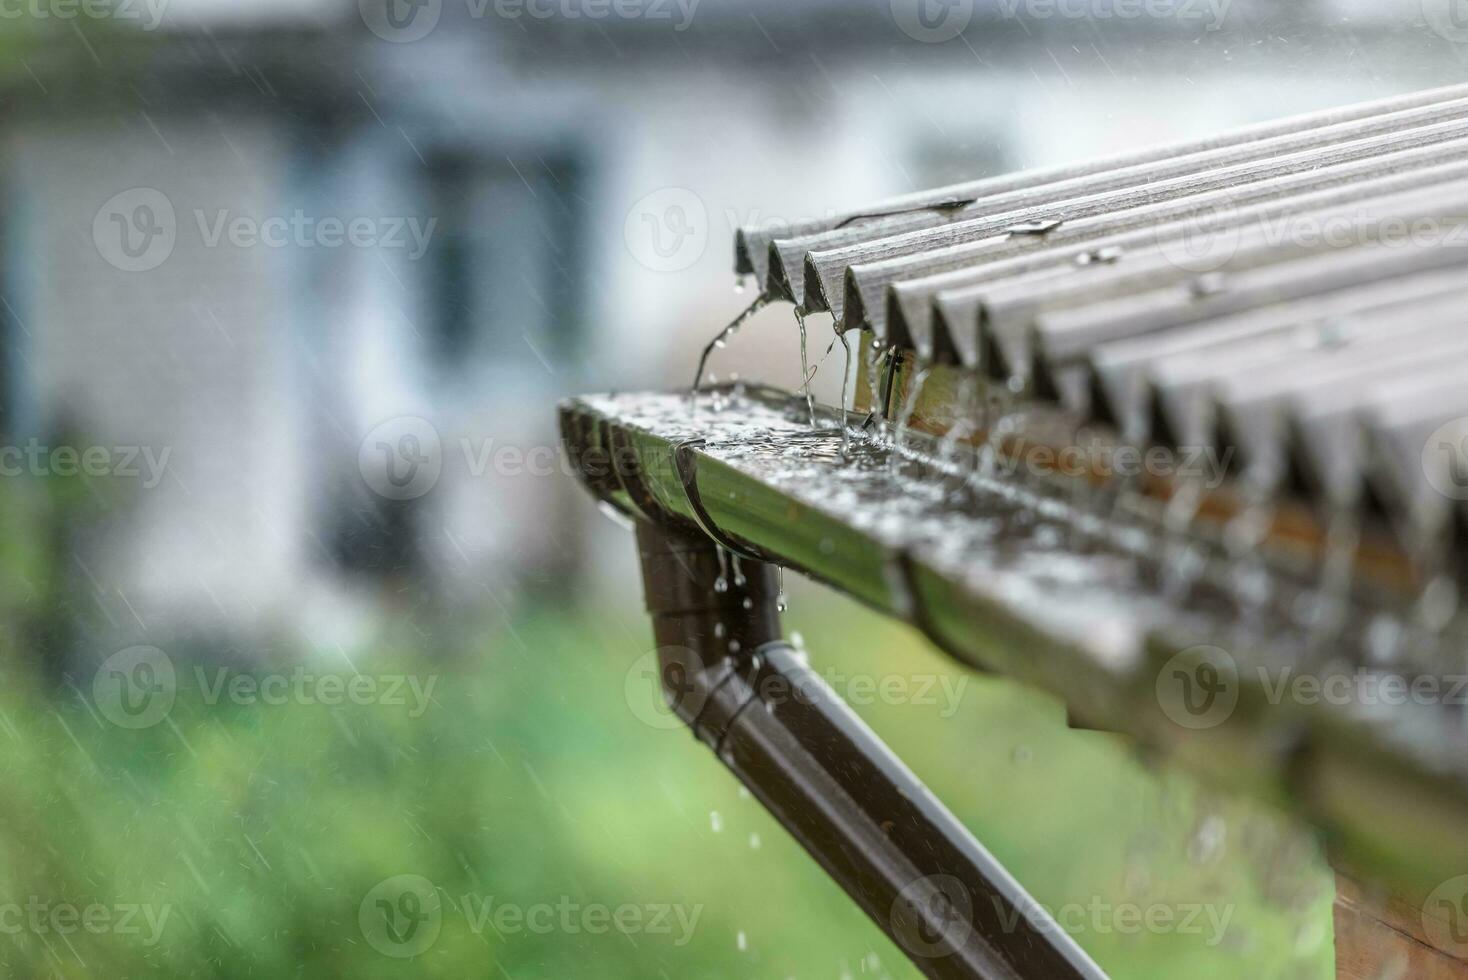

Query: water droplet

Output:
[741, 597, 754, 610]
[710, 811, 723, 833]
[1188, 815, 1226, 865]
[1294, 919, 1326, 955]
[1123, 864, 1151, 899]
[714, 576, 729, 594]
[736, 931, 747, 952]
[1365, 615, 1402, 663]
[714, 622, 726, 639]
[1417, 575, 1459, 632]
[729, 640, 741, 653]
[748, 832, 761, 850]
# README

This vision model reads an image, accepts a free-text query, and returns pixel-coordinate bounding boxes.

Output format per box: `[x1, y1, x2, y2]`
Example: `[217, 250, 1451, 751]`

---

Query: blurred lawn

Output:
[0, 576, 1334, 978]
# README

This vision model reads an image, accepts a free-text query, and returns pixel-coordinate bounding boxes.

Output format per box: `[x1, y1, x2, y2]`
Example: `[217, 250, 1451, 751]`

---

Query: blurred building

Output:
[0, 13, 601, 658]
[0, 0, 1456, 659]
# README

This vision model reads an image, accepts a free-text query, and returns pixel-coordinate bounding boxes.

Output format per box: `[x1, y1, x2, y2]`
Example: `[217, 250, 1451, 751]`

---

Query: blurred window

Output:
[425, 151, 587, 374]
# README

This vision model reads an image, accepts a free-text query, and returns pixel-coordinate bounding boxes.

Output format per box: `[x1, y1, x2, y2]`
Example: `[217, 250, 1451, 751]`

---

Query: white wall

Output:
[6, 115, 311, 646]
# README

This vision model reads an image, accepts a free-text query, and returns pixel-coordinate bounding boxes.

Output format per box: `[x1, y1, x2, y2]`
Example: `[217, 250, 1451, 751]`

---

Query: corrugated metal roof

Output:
[737, 82, 1468, 575]
[736, 82, 1468, 286]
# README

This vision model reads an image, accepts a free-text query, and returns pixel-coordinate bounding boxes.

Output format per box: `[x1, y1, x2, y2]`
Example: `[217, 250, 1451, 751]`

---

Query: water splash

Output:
[920, 376, 980, 505]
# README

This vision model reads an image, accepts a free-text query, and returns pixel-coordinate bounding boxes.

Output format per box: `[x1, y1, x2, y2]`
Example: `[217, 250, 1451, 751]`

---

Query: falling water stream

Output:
[1410, 531, 1461, 636]
[692, 297, 769, 405]
[863, 339, 888, 437]
[1307, 504, 1361, 652]
[713, 544, 730, 595]
[1221, 484, 1277, 614]
[836, 329, 853, 458]
[892, 366, 931, 457]
[980, 402, 1020, 482]
[1154, 465, 1210, 602]
[794, 308, 818, 428]
[937, 375, 979, 462]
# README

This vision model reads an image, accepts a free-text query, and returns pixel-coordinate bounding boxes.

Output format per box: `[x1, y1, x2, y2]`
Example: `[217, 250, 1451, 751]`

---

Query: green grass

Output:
[0, 585, 1333, 978]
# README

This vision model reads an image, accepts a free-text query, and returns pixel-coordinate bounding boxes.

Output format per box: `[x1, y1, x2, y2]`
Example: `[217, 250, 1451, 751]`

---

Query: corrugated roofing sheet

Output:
[736, 82, 1468, 576]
